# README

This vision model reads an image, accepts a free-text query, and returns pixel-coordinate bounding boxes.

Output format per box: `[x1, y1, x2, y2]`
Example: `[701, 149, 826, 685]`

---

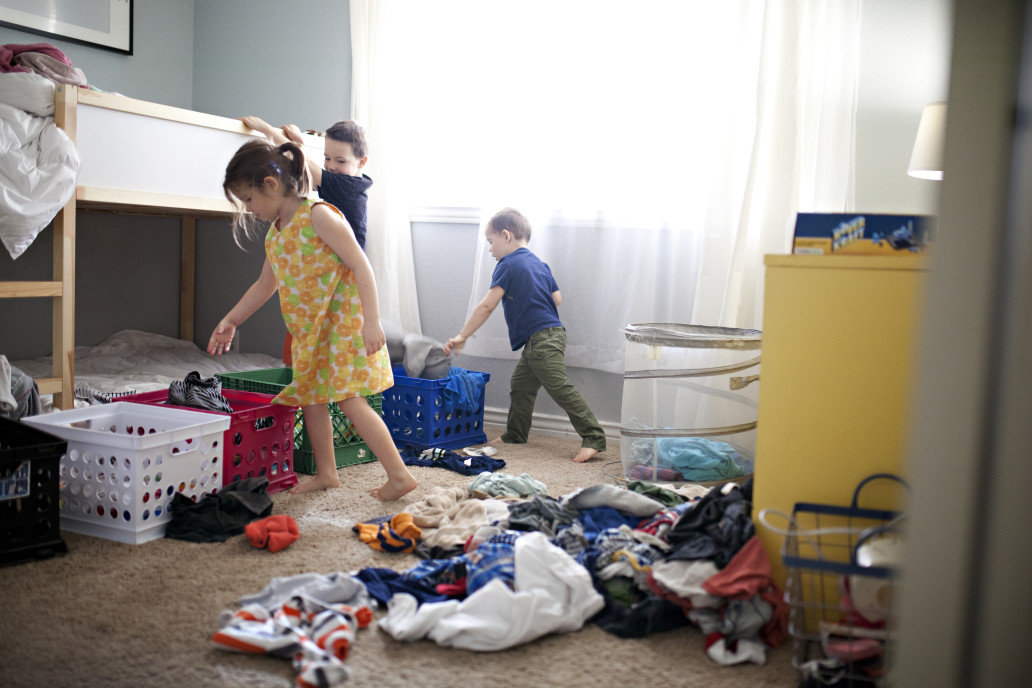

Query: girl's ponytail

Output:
[277, 141, 310, 198]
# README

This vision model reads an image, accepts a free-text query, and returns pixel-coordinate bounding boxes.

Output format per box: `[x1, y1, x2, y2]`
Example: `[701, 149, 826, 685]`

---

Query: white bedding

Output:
[0, 72, 80, 260]
[13, 329, 284, 412]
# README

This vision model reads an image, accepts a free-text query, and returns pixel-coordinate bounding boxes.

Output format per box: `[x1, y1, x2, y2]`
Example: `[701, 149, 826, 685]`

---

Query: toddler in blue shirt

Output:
[445, 208, 606, 463]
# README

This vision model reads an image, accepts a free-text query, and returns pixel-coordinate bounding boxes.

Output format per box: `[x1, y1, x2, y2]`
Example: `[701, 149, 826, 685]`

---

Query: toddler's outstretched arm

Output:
[444, 286, 504, 355]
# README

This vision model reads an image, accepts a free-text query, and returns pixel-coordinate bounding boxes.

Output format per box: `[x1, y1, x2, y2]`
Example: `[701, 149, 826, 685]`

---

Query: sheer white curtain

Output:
[349, 0, 423, 334]
[355, 0, 860, 373]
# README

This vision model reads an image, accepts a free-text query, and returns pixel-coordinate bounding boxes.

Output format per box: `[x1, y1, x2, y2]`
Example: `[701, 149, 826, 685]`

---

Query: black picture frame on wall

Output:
[0, 0, 133, 55]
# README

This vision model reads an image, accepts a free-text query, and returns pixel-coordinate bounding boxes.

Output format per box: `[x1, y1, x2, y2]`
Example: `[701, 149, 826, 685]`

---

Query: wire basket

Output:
[760, 473, 907, 687]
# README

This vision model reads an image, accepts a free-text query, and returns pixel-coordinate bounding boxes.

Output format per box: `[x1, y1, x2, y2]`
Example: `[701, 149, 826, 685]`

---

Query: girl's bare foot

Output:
[572, 447, 600, 463]
[486, 437, 504, 446]
[370, 475, 418, 501]
[289, 474, 340, 495]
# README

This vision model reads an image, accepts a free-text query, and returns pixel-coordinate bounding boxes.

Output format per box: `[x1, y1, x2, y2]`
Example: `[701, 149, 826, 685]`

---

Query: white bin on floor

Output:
[619, 324, 760, 484]
[22, 402, 229, 544]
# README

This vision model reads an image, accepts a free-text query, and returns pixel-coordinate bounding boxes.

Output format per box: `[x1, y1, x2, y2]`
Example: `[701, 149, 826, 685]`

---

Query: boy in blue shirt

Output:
[444, 208, 606, 463]
[241, 116, 372, 250]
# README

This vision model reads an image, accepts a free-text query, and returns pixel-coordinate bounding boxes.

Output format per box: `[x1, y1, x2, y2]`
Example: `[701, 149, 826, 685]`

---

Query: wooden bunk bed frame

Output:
[0, 85, 323, 409]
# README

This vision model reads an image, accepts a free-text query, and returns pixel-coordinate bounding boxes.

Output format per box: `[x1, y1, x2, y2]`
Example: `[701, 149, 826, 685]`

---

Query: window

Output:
[354, 1, 860, 370]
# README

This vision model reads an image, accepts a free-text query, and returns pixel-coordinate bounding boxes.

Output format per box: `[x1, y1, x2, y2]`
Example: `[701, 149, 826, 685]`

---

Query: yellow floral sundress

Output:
[265, 199, 393, 406]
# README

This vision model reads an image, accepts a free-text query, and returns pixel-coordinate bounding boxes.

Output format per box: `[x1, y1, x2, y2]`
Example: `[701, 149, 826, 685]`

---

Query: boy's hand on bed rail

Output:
[208, 321, 237, 356]
[241, 116, 278, 142]
[281, 124, 304, 145]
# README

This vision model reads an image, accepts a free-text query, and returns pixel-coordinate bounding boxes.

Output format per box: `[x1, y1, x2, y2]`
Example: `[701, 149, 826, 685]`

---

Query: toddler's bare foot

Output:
[486, 437, 503, 446]
[289, 474, 341, 495]
[370, 475, 418, 501]
[572, 447, 600, 463]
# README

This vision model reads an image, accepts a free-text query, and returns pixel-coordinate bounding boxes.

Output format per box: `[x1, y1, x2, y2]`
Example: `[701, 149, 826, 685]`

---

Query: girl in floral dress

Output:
[209, 139, 417, 500]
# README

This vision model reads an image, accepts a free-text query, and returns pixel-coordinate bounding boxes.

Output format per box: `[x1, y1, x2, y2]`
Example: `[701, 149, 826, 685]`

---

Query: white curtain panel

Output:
[349, 0, 424, 335]
[355, 0, 860, 373]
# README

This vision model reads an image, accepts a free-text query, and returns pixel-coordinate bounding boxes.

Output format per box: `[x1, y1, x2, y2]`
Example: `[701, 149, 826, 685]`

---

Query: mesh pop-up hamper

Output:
[123, 389, 298, 494]
[619, 324, 760, 484]
[216, 368, 381, 474]
[382, 365, 489, 450]
[1, 418, 68, 566]
[22, 402, 229, 545]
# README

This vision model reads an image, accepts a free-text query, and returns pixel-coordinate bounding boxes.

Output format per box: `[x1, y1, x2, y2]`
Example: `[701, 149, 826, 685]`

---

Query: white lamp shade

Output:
[908, 102, 947, 180]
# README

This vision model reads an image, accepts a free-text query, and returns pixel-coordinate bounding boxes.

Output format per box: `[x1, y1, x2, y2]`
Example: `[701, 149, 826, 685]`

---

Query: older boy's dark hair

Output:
[488, 208, 532, 241]
[325, 120, 368, 159]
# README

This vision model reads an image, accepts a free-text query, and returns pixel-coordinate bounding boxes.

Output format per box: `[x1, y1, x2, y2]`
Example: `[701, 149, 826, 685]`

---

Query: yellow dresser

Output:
[753, 254, 926, 588]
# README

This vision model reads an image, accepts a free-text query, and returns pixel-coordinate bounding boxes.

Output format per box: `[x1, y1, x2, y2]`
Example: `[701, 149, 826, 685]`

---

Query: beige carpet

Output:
[0, 431, 798, 688]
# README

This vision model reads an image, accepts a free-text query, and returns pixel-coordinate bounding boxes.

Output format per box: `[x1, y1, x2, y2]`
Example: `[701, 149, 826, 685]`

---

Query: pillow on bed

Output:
[0, 72, 56, 117]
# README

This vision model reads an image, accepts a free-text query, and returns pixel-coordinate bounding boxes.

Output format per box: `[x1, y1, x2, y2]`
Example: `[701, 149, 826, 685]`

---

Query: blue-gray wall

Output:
[191, 0, 350, 127]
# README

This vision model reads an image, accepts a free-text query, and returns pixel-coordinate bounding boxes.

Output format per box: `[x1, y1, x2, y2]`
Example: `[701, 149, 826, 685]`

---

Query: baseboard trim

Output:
[483, 406, 622, 444]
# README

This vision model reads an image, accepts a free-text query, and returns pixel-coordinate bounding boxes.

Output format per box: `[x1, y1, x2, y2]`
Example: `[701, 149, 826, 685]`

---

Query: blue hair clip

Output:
[269, 161, 282, 175]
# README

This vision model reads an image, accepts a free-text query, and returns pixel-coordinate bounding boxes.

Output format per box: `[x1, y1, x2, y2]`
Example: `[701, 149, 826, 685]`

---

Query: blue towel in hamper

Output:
[442, 368, 486, 414]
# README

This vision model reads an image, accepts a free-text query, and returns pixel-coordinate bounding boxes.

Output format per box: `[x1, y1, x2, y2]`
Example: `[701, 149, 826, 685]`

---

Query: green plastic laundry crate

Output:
[216, 368, 381, 474]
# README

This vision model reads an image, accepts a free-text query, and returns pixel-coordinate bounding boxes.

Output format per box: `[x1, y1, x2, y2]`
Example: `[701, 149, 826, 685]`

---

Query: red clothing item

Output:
[1, 43, 74, 72]
[702, 536, 790, 647]
[245, 514, 300, 553]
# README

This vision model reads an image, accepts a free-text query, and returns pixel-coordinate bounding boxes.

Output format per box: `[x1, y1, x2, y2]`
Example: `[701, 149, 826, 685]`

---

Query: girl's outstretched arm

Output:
[208, 259, 278, 355]
[309, 204, 385, 355]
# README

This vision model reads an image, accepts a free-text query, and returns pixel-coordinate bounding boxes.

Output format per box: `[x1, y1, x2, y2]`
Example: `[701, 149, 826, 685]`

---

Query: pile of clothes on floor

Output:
[214, 477, 787, 687]
[356, 479, 786, 659]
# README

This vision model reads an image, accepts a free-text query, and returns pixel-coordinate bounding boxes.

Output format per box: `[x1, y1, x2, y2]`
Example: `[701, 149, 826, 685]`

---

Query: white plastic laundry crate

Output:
[22, 402, 229, 545]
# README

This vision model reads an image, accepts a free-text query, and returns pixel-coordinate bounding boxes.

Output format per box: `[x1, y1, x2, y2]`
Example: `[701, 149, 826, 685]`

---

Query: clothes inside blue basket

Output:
[400, 445, 505, 476]
[442, 368, 487, 414]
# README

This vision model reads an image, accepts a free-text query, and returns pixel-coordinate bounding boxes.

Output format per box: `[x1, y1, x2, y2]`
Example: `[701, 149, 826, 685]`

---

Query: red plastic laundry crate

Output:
[124, 389, 298, 494]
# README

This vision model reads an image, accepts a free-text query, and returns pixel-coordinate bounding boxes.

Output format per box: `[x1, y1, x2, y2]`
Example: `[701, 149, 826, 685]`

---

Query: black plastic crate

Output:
[0, 417, 68, 566]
